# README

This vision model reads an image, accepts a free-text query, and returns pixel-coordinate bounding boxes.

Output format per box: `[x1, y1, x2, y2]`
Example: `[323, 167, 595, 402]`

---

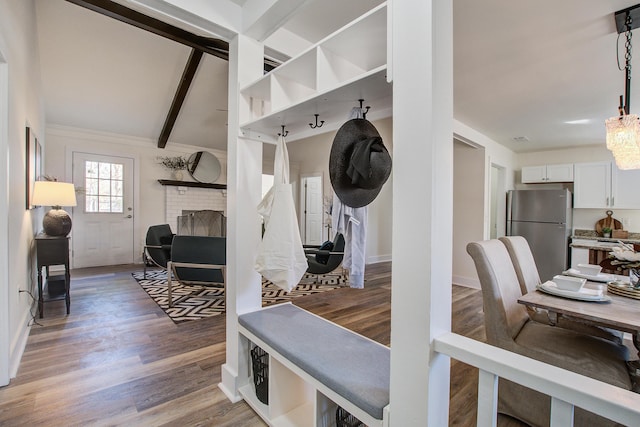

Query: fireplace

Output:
[178, 210, 226, 237]
[164, 185, 226, 233]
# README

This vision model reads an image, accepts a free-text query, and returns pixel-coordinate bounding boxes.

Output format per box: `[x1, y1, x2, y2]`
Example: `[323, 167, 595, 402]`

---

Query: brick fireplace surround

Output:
[164, 185, 226, 232]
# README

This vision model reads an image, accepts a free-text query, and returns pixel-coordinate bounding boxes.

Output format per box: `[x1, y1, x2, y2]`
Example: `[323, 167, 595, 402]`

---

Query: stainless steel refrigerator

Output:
[506, 189, 572, 282]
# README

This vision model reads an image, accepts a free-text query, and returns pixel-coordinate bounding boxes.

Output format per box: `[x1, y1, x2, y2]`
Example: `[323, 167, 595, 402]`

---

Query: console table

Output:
[35, 233, 70, 318]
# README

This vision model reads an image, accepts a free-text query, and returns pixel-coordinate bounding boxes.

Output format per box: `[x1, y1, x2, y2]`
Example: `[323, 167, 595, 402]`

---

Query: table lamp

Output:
[32, 181, 77, 237]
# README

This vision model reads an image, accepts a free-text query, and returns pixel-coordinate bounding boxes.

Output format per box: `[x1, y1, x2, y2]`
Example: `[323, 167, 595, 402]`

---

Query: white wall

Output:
[288, 116, 393, 263]
[44, 125, 228, 264]
[452, 120, 518, 287]
[452, 140, 485, 287]
[0, 0, 47, 380]
[517, 145, 640, 234]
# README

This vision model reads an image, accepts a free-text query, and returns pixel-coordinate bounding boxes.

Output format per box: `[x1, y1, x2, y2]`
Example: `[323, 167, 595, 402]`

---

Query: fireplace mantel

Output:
[158, 179, 227, 190]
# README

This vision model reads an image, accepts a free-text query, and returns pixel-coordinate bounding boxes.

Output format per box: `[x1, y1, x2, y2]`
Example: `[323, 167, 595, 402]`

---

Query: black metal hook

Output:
[278, 125, 288, 137]
[358, 99, 370, 119]
[309, 114, 325, 129]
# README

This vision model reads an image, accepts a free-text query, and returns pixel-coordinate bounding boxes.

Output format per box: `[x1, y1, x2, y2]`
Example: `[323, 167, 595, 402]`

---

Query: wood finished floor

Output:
[0, 262, 525, 426]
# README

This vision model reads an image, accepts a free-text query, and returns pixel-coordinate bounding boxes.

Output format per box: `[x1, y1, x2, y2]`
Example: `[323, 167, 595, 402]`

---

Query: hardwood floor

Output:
[0, 262, 524, 426]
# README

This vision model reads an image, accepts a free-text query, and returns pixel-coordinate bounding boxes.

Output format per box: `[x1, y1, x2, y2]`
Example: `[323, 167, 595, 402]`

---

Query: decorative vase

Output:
[172, 170, 184, 181]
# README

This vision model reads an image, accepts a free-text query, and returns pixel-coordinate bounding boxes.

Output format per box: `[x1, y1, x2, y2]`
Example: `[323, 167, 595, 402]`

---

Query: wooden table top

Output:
[518, 284, 640, 334]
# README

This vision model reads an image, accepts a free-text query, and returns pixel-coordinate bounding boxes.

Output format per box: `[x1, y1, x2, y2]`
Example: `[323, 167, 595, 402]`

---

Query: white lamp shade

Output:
[32, 181, 77, 207]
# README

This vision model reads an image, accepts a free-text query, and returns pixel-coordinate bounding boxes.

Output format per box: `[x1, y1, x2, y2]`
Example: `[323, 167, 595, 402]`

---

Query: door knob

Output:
[125, 215, 132, 219]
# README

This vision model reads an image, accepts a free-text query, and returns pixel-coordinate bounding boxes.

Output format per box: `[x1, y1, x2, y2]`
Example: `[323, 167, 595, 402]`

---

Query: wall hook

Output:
[278, 125, 289, 137]
[358, 99, 370, 119]
[309, 114, 325, 129]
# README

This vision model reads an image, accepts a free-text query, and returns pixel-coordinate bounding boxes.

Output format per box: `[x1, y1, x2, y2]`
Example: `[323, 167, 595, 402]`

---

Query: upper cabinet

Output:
[574, 161, 640, 209]
[239, 3, 390, 142]
[521, 164, 574, 183]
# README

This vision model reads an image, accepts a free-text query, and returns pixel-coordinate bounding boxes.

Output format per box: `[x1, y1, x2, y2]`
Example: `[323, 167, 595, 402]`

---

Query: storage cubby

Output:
[240, 338, 317, 427]
[270, 357, 315, 426]
[239, 2, 388, 132]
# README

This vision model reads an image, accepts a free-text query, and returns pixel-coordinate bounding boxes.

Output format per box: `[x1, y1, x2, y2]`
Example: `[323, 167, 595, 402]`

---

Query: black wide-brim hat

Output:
[329, 118, 392, 208]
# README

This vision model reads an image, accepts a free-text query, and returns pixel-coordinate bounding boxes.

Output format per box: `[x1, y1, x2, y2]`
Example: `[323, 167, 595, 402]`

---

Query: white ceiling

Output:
[35, 0, 640, 153]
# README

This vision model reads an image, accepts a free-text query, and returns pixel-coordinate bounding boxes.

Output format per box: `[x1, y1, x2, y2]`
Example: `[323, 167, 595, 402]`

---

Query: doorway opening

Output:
[0, 48, 10, 385]
[301, 174, 323, 245]
[490, 163, 506, 239]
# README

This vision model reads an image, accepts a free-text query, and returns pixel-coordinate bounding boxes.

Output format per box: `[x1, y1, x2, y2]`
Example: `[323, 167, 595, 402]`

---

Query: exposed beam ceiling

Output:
[158, 49, 203, 148]
[65, 0, 229, 59]
[63, 0, 279, 148]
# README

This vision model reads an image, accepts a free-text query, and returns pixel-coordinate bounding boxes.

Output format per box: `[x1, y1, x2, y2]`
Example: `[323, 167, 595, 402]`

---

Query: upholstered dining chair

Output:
[167, 235, 226, 307]
[499, 235, 624, 344]
[467, 239, 632, 427]
[143, 224, 174, 278]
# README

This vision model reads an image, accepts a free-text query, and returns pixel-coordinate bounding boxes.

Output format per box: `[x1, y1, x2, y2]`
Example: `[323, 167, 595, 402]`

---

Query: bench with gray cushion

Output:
[238, 303, 390, 426]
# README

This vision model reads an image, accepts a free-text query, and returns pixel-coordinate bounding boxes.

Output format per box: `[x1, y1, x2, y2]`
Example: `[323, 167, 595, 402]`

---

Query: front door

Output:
[72, 152, 135, 268]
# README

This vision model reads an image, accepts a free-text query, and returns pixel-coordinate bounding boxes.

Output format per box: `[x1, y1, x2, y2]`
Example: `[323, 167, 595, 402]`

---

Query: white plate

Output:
[537, 281, 611, 302]
[562, 269, 615, 283]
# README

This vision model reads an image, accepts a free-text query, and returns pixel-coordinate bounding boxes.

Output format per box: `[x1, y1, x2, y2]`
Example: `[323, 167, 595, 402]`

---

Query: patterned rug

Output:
[132, 269, 348, 323]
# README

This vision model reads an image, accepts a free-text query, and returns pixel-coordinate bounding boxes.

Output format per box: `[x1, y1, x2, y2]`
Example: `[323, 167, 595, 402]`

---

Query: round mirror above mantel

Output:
[188, 151, 221, 184]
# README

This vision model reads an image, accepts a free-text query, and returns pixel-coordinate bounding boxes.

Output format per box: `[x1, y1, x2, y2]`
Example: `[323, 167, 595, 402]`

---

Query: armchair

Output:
[143, 224, 174, 278]
[167, 235, 226, 307]
[304, 233, 345, 277]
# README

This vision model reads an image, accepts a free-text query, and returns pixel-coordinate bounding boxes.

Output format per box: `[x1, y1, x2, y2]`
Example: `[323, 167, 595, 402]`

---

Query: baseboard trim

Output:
[367, 254, 391, 264]
[219, 363, 243, 403]
[452, 275, 480, 289]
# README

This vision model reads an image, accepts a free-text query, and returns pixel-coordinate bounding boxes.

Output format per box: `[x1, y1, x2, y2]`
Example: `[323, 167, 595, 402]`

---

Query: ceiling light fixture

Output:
[606, 5, 640, 170]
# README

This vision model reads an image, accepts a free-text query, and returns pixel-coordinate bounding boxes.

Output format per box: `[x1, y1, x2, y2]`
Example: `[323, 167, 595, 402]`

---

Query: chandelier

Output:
[605, 6, 640, 170]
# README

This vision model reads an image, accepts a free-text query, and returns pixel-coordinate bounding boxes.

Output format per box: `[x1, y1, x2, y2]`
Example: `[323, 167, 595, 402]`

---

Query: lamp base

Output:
[42, 208, 72, 237]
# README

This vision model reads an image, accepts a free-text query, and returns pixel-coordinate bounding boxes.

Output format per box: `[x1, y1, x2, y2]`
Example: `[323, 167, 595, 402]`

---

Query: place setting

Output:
[537, 263, 616, 302]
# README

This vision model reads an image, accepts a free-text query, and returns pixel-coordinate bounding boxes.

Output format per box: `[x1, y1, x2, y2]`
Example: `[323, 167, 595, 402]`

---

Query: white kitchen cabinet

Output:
[574, 161, 640, 209]
[521, 164, 574, 183]
[612, 167, 640, 209]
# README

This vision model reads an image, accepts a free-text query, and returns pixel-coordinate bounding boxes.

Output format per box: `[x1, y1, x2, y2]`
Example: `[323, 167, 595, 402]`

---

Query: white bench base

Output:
[238, 303, 390, 427]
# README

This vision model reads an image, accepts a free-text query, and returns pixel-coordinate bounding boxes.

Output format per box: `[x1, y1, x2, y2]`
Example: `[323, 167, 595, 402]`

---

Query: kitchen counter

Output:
[571, 229, 640, 249]
[570, 230, 640, 273]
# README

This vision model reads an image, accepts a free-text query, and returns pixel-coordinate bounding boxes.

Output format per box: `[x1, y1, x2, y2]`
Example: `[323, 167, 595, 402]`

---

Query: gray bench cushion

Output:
[239, 304, 390, 420]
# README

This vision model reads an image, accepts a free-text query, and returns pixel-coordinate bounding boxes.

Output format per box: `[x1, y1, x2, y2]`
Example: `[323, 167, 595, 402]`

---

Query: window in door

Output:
[84, 161, 124, 213]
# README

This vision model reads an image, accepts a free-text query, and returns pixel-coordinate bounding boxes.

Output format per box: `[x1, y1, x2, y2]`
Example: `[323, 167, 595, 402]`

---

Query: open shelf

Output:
[157, 179, 226, 189]
[240, 66, 391, 144]
[239, 2, 389, 142]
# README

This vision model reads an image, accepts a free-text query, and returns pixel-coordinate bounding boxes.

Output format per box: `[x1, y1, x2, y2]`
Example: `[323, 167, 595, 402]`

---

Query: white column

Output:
[219, 33, 264, 402]
[389, 1, 453, 425]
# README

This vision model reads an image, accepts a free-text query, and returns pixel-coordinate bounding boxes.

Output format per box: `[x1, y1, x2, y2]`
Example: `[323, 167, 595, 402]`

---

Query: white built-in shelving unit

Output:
[234, 4, 391, 426]
[238, 3, 391, 143]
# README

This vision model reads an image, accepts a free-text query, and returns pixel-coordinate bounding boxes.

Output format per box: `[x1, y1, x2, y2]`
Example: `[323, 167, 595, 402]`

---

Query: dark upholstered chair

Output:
[143, 224, 174, 278]
[467, 239, 632, 427]
[167, 235, 226, 307]
[499, 235, 624, 344]
[304, 233, 345, 276]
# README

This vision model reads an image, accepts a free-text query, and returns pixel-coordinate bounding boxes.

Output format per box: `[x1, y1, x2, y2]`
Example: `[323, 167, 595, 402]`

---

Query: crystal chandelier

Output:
[605, 7, 640, 170]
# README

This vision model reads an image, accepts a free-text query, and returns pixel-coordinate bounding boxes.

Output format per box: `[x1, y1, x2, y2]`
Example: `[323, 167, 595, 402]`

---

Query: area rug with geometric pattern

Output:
[132, 269, 348, 323]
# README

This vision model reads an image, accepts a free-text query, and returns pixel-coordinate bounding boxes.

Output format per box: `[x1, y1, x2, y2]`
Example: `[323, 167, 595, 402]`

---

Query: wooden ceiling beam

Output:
[158, 49, 203, 148]
[65, 0, 277, 147]
[65, 0, 229, 60]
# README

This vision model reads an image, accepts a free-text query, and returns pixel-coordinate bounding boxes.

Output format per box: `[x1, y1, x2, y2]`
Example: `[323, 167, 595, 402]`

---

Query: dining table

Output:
[518, 280, 640, 370]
